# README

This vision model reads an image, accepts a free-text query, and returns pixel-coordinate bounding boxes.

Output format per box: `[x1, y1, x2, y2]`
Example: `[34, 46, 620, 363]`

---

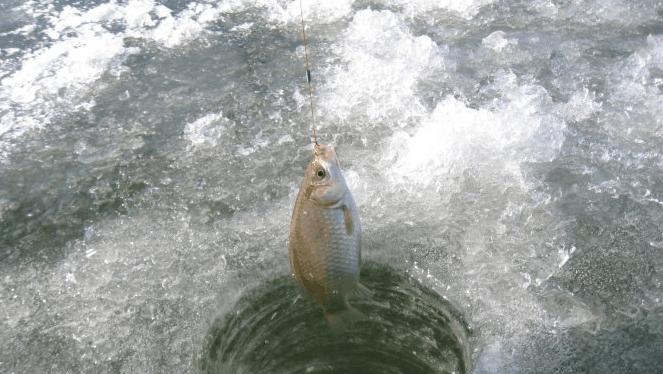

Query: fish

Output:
[288, 143, 368, 329]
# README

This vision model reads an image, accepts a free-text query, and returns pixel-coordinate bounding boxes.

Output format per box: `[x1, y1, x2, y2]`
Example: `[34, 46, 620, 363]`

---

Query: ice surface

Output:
[386, 0, 496, 20]
[0, 0, 229, 160]
[2, 0, 663, 373]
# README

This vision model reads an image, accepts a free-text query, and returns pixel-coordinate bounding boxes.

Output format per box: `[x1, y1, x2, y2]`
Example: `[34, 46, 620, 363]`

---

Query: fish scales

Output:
[288, 143, 366, 327]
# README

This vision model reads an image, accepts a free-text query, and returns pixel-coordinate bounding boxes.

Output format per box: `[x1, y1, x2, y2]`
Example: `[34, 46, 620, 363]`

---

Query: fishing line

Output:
[298, 0, 318, 146]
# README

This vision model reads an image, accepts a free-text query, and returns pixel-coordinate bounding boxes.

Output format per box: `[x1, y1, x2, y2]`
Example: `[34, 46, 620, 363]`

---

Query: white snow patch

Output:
[387, 71, 566, 184]
[230, 22, 254, 32]
[283, 0, 354, 23]
[183, 112, 229, 148]
[557, 245, 576, 268]
[387, 0, 496, 19]
[276, 134, 294, 145]
[319, 9, 446, 126]
[1, 32, 128, 105]
[211, 0, 354, 24]
[563, 88, 601, 122]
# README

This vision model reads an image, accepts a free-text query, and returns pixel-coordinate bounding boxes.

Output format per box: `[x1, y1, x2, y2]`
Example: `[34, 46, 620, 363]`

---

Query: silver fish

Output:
[288, 143, 367, 328]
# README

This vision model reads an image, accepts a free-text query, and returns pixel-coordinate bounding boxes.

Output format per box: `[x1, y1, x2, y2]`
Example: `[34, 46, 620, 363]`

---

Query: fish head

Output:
[303, 143, 347, 206]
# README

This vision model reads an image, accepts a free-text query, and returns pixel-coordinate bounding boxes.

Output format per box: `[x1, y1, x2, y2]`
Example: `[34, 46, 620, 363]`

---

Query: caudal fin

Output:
[324, 305, 366, 332]
[353, 282, 373, 299]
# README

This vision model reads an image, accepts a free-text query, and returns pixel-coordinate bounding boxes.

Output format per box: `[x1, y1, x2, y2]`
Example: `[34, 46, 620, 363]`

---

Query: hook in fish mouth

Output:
[314, 143, 340, 167]
[314, 143, 330, 157]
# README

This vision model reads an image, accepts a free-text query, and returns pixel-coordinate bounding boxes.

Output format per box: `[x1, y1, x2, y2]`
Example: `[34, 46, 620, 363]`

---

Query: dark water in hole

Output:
[202, 262, 470, 374]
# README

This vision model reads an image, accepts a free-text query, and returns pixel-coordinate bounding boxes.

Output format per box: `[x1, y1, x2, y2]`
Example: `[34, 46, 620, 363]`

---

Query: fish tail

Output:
[351, 282, 390, 309]
[353, 282, 373, 299]
[324, 304, 366, 332]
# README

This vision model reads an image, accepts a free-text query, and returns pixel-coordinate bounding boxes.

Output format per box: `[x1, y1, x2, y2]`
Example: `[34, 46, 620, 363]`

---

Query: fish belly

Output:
[289, 196, 360, 311]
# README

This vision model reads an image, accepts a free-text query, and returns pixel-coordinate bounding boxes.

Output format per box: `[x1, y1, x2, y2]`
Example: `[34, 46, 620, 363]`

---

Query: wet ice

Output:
[1, 0, 663, 372]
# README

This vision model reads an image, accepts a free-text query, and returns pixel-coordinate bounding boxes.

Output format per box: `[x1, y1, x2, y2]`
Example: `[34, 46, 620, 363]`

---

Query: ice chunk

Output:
[482, 31, 516, 52]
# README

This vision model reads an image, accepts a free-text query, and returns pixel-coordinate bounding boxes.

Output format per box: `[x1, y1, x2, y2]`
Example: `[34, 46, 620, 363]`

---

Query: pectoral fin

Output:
[343, 205, 354, 235]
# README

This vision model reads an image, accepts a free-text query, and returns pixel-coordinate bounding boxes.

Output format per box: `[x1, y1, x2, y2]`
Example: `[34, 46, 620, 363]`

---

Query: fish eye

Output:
[316, 169, 326, 179]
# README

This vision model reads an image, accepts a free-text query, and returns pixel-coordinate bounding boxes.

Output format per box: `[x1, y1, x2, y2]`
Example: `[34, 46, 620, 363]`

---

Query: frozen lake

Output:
[1, 0, 663, 372]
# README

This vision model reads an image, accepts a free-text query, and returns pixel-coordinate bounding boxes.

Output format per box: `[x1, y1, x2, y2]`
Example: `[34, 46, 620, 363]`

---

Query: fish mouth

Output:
[315, 147, 343, 172]
[314, 143, 338, 164]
